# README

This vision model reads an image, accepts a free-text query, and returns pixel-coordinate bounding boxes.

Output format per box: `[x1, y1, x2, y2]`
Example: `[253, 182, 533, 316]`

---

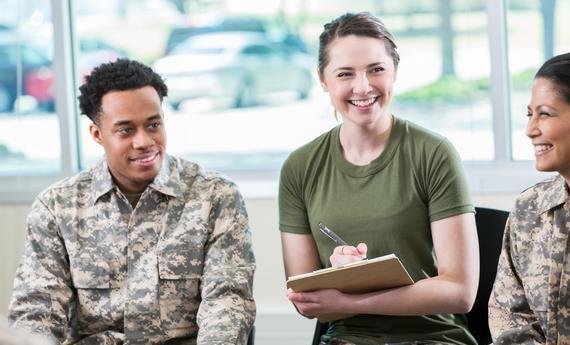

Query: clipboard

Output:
[286, 254, 414, 322]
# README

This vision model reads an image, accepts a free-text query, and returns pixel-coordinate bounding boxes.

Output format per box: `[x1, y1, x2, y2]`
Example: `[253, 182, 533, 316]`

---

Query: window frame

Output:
[0, 0, 554, 203]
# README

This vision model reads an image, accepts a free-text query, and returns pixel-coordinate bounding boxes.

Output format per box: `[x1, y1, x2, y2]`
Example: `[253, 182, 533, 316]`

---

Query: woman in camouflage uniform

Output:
[489, 53, 570, 344]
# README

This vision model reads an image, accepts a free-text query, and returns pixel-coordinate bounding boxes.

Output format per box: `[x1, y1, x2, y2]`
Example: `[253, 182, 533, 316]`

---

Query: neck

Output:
[120, 189, 144, 209]
[339, 114, 393, 166]
[112, 176, 149, 194]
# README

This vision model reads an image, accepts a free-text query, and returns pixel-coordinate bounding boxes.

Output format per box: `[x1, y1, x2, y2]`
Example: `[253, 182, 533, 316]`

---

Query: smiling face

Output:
[89, 86, 166, 193]
[319, 35, 397, 129]
[527, 77, 570, 179]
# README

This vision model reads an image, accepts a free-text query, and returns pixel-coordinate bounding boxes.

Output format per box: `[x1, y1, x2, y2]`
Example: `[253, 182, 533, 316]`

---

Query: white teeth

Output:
[134, 153, 156, 162]
[534, 144, 552, 153]
[350, 98, 376, 107]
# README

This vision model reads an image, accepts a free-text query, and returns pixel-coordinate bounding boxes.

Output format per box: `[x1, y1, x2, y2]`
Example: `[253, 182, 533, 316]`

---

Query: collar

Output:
[91, 154, 183, 203]
[91, 159, 115, 202]
[148, 154, 183, 198]
[536, 174, 568, 214]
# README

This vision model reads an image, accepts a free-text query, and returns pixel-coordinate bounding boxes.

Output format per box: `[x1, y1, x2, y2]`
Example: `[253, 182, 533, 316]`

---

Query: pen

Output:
[318, 222, 348, 246]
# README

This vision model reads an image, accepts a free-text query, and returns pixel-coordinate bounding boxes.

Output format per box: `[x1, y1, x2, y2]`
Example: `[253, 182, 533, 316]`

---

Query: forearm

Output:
[9, 199, 73, 342]
[199, 181, 255, 344]
[344, 275, 475, 316]
[197, 266, 255, 344]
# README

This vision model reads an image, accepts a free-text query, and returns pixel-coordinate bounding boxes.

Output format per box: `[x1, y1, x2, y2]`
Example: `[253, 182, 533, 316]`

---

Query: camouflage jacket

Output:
[489, 174, 570, 344]
[8, 155, 256, 344]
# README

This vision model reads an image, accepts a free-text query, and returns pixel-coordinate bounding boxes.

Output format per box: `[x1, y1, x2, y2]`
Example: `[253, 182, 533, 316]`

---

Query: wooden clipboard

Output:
[286, 254, 414, 322]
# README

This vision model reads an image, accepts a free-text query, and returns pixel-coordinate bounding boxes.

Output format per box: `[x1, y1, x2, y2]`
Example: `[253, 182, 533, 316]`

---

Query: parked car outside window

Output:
[0, 32, 125, 113]
[0, 33, 52, 112]
[153, 31, 314, 109]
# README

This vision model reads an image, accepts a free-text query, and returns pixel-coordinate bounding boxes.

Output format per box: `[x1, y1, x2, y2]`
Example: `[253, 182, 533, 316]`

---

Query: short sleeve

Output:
[278, 154, 310, 234]
[426, 138, 474, 222]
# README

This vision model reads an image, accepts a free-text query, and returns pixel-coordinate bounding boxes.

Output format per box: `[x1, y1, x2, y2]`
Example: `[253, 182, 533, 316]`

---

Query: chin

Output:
[535, 162, 555, 173]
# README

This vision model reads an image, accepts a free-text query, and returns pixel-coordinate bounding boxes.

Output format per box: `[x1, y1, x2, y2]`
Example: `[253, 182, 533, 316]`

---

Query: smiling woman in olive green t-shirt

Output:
[279, 12, 478, 345]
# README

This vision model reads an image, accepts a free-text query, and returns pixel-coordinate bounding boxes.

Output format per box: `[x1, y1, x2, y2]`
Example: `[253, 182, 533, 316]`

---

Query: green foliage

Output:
[511, 69, 535, 89]
[0, 143, 9, 155]
[396, 69, 536, 104]
[0, 142, 23, 158]
[396, 75, 489, 104]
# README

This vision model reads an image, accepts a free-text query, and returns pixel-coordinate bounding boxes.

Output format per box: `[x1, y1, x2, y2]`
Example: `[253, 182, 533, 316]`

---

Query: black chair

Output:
[466, 207, 509, 344]
[247, 325, 255, 345]
[311, 207, 509, 345]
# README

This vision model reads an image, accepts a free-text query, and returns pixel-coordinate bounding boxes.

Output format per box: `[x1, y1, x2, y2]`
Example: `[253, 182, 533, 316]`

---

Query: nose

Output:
[132, 129, 154, 149]
[525, 114, 540, 138]
[352, 73, 372, 95]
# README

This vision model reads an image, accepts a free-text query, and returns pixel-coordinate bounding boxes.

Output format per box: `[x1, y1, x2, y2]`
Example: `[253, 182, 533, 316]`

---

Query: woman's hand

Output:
[287, 288, 349, 318]
[329, 243, 367, 267]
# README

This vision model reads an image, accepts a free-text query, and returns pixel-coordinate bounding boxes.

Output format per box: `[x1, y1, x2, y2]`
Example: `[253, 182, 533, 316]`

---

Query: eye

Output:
[118, 127, 132, 134]
[537, 111, 553, 118]
[337, 72, 352, 78]
[370, 66, 385, 73]
[525, 111, 532, 117]
[149, 122, 162, 129]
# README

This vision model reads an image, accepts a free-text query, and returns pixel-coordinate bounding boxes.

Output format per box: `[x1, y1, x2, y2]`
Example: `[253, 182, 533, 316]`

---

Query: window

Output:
[508, 0, 568, 160]
[382, 0, 493, 160]
[0, 0, 60, 175]
[0, 0, 553, 201]
[75, 0, 493, 173]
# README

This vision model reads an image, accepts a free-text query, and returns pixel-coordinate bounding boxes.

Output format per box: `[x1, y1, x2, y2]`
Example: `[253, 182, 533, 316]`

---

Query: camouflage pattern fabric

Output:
[0, 317, 53, 345]
[8, 155, 256, 344]
[489, 174, 570, 344]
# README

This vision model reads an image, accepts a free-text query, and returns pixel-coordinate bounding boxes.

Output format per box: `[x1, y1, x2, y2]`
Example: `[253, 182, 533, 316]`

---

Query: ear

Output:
[318, 68, 328, 92]
[89, 122, 103, 146]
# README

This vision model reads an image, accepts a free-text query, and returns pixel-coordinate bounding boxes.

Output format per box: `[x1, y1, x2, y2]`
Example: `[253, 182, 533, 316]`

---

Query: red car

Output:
[0, 34, 125, 113]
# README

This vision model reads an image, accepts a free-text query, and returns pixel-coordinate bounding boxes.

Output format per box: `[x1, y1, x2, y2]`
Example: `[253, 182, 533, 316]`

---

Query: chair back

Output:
[310, 207, 509, 345]
[311, 321, 329, 345]
[247, 325, 255, 345]
[466, 207, 509, 344]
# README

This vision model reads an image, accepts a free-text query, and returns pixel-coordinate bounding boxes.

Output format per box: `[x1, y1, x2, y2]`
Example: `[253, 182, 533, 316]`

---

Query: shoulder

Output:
[284, 127, 336, 167]
[281, 127, 336, 183]
[399, 118, 446, 144]
[35, 166, 96, 207]
[394, 117, 459, 168]
[396, 117, 451, 154]
[172, 156, 240, 196]
[513, 175, 561, 215]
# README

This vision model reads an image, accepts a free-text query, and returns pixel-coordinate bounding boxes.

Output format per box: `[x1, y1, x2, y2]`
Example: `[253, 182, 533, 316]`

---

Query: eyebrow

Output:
[332, 62, 385, 73]
[112, 114, 162, 127]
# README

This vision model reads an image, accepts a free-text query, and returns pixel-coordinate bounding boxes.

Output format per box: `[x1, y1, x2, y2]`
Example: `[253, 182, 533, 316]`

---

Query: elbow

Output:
[454, 284, 477, 313]
[455, 294, 476, 314]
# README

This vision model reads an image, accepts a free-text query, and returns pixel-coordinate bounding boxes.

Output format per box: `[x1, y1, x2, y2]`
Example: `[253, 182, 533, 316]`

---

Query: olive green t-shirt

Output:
[279, 116, 476, 344]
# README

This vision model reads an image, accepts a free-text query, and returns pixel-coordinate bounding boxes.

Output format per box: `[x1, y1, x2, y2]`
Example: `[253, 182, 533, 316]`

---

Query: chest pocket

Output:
[157, 248, 203, 333]
[69, 257, 113, 334]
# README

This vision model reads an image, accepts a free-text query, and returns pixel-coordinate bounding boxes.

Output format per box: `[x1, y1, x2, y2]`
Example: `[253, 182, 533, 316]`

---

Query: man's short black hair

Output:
[78, 58, 168, 123]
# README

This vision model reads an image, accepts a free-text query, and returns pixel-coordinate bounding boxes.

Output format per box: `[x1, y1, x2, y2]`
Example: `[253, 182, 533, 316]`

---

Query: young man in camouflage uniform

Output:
[8, 59, 256, 344]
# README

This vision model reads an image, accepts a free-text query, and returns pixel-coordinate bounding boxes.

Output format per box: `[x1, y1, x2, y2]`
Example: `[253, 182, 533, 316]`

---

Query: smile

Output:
[348, 97, 378, 107]
[130, 152, 159, 165]
[534, 144, 553, 155]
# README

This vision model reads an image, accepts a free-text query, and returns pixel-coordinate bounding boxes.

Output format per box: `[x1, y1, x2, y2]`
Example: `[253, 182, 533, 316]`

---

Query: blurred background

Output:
[0, 0, 567, 343]
[1, 0, 567, 174]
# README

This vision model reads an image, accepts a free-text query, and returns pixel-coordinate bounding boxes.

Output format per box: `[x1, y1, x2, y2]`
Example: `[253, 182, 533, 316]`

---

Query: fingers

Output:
[333, 245, 365, 257]
[356, 243, 367, 258]
[287, 288, 340, 318]
[333, 245, 355, 256]
[287, 289, 315, 303]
